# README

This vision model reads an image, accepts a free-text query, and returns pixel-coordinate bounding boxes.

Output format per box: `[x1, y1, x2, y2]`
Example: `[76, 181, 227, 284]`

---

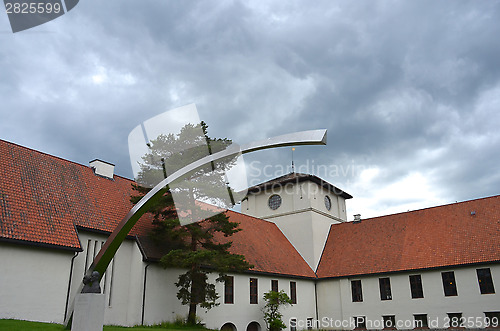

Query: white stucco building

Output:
[0, 138, 499, 330]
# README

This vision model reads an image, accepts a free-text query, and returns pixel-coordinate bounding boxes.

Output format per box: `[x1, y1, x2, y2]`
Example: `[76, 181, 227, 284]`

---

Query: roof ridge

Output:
[247, 172, 352, 199]
[226, 208, 282, 225]
[353, 194, 500, 222]
[225, 209, 316, 277]
[0, 138, 134, 183]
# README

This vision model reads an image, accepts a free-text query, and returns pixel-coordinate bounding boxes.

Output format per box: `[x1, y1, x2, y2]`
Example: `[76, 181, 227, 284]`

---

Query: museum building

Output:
[0, 138, 499, 330]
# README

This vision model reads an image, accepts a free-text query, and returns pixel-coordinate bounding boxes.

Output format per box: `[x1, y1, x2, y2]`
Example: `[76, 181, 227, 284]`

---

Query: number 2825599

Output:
[5, 2, 62, 14]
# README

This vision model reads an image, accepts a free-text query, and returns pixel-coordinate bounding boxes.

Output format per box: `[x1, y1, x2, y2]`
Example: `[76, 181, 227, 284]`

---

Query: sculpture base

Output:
[72, 293, 105, 331]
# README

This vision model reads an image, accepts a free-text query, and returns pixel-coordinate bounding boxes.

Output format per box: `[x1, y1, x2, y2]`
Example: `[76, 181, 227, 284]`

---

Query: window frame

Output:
[290, 281, 297, 304]
[306, 318, 313, 330]
[351, 279, 363, 302]
[271, 279, 278, 292]
[324, 195, 332, 211]
[447, 312, 463, 328]
[414, 314, 428, 328]
[383, 315, 396, 330]
[441, 271, 458, 297]
[353, 316, 367, 330]
[484, 312, 500, 328]
[268, 194, 282, 210]
[409, 274, 424, 299]
[250, 278, 258, 304]
[379, 277, 392, 300]
[224, 276, 234, 304]
[477, 268, 495, 294]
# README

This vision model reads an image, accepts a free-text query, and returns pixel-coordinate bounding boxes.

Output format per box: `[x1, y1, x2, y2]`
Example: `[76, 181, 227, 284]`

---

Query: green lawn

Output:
[0, 319, 211, 331]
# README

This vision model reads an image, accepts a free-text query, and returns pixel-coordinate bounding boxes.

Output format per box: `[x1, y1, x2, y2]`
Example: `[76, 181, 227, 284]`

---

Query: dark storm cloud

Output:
[1, 0, 499, 217]
[251, 1, 500, 212]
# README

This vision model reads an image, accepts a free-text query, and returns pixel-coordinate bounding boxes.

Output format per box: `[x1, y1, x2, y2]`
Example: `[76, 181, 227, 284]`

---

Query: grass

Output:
[0, 319, 63, 331]
[0, 319, 211, 331]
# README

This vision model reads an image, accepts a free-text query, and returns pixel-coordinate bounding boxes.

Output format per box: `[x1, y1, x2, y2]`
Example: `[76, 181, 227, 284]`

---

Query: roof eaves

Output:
[360, 194, 500, 222]
[75, 225, 136, 241]
[247, 173, 352, 199]
[315, 223, 335, 274]
[231, 268, 317, 280]
[317, 260, 500, 280]
[134, 235, 157, 262]
[0, 237, 82, 252]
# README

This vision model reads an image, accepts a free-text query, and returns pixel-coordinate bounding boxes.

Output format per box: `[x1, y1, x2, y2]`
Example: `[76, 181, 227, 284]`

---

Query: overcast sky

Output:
[1, 1, 499, 219]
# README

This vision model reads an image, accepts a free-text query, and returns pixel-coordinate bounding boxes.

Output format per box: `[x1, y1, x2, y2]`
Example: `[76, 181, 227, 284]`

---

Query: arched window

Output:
[246, 322, 261, 331]
[221, 322, 237, 331]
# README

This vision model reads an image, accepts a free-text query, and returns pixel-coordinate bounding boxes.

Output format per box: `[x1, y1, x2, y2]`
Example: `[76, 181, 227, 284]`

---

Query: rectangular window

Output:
[414, 314, 428, 328]
[271, 279, 278, 292]
[224, 276, 234, 304]
[442, 271, 458, 296]
[484, 312, 500, 328]
[290, 318, 297, 331]
[351, 280, 363, 302]
[447, 313, 463, 328]
[409, 275, 424, 299]
[383, 315, 396, 329]
[101, 241, 107, 294]
[108, 258, 115, 307]
[379, 277, 392, 300]
[306, 318, 313, 330]
[250, 278, 258, 304]
[354, 316, 366, 329]
[477, 268, 495, 294]
[84, 239, 92, 271]
[93, 240, 99, 259]
[290, 281, 297, 304]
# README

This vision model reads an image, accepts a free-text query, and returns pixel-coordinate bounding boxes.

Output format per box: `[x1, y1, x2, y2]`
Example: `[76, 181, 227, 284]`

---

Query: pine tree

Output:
[131, 122, 252, 324]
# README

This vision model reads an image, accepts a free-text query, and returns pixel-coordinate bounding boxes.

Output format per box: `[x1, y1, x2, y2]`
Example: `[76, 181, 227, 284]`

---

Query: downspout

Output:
[314, 279, 319, 323]
[64, 251, 79, 321]
[338, 279, 344, 328]
[141, 263, 151, 325]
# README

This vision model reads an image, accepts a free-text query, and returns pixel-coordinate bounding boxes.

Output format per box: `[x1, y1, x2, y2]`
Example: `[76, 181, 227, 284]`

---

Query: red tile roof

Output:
[316, 196, 500, 278]
[220, 210, 316, 278]
[136, 211, 317, 278]
[3, 138, 498, 279]
[0, 139, 315, 278]
[0, 139, 154, 250]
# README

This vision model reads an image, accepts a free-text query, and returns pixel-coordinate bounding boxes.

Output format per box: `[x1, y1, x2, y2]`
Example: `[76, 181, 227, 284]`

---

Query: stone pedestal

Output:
[71, 293, 105, 331]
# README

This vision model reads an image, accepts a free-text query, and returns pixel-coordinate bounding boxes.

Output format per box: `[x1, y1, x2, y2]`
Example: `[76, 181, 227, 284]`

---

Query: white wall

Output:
[142, 265, 188, 325]
[71, 231, 320, 330]
[242, 182, 346, 270]
[200, 273, 317, 331]
[69, 231, 147, 326]
[4, 231, 498, 330]
[317, 264, 500, 330]
[0, 242, 74, 324]
[243, 181, 347, 222]
[144, 266, 318, 331]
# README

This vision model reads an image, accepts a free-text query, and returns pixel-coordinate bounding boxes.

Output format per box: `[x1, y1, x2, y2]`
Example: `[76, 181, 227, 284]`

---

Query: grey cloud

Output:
[1, 0, 499, 216]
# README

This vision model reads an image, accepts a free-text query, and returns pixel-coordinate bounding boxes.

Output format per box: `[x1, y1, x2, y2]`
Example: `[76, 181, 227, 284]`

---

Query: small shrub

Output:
[262, 290, 293, 331]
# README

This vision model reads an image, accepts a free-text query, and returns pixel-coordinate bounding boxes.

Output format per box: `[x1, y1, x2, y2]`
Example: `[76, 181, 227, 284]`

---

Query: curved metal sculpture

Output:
[65, 128, 326, 327]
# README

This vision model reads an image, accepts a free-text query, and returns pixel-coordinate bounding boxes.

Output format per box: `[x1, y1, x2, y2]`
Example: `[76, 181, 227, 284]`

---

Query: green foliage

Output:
[131, 122, 252, 325]
[262, 290, 293, 331]
[0, 319, 64, 331]
[0, 319, 216, 331]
